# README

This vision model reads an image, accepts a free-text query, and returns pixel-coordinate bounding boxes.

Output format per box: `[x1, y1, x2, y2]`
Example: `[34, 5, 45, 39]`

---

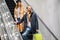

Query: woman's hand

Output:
[14, 21, 17, 24]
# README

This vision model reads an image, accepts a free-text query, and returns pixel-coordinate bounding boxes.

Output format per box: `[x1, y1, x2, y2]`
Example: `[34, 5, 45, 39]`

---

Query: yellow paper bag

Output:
[33, 34, 42, 40]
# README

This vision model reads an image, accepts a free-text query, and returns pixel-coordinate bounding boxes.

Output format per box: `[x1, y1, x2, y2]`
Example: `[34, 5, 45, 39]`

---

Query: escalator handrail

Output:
[24, 0, 58, 40]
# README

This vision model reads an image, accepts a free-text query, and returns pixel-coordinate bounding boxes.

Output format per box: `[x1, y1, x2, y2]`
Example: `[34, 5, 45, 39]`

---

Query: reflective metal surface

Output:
[0, 11, 9, 40]
[0, 0, 23, 40]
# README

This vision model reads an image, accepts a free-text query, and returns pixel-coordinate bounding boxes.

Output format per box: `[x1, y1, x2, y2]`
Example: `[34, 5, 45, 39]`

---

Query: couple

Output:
[14, 0, 39, 40]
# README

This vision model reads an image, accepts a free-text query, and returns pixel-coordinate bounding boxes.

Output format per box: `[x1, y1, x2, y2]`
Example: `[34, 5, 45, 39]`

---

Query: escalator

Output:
[0, 0, 58, 40]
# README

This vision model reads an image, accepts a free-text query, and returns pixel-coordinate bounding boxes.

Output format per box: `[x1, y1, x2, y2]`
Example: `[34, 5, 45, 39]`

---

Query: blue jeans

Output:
[22, 27, 31, 40]
[17, 18, 20, 23]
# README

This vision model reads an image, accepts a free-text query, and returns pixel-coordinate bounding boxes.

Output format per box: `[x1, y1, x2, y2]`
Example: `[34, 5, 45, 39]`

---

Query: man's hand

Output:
[36, 29, 39, 33]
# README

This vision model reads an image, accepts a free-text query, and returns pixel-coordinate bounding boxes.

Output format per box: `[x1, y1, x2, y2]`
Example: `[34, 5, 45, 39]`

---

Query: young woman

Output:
[14, 0, 25, 34]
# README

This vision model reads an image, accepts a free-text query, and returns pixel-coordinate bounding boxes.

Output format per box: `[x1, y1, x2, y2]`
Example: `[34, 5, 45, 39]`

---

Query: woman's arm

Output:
[14, 8, 17, 21]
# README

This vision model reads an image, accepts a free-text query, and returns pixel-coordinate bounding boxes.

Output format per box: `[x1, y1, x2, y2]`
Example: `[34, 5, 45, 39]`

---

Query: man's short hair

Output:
[26, 5, 31, 9]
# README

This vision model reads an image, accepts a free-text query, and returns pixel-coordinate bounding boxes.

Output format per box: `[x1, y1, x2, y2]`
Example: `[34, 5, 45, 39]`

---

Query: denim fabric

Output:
[17, 18, 20, 23]
[22, 27, 31, 40]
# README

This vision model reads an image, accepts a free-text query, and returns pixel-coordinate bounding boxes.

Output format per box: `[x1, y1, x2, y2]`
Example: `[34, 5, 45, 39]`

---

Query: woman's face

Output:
[17, 2, 21, 6]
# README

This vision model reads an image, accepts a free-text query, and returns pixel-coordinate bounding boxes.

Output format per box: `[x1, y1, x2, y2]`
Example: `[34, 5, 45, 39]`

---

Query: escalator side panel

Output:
[0, 0, 23, 40]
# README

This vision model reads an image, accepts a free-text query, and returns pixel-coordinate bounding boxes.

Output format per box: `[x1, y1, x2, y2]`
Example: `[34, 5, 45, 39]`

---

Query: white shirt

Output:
[17, 7, 20, 18]
[27, 16, 31, 28]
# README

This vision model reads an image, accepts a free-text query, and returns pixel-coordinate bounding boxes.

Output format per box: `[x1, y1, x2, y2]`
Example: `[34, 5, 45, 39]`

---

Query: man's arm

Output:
[35, 13, 39, 32]
[14, 15, 24, 24]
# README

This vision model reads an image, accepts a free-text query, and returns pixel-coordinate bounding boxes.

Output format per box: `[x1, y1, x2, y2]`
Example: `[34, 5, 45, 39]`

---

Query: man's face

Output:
[27, 6, 31, 12]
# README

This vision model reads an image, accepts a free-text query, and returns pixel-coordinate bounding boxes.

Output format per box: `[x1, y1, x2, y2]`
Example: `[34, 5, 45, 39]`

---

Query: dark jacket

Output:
[18, 12, 38, 33]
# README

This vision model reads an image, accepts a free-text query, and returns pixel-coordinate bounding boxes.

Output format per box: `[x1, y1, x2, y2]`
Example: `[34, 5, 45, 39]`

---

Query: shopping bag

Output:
[33, 33, 42, 40]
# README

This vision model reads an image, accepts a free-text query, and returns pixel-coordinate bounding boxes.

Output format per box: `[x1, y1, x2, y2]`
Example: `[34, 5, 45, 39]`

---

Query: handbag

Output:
[33, 33, 42, 40]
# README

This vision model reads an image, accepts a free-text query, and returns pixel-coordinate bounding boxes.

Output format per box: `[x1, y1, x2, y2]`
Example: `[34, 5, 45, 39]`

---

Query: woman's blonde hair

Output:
[14, 0, 24, 14]
[15, 2, 22, 9]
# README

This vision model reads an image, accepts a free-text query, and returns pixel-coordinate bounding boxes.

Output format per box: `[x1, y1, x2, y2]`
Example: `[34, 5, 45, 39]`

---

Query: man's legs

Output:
[22, 27, 31, 40]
